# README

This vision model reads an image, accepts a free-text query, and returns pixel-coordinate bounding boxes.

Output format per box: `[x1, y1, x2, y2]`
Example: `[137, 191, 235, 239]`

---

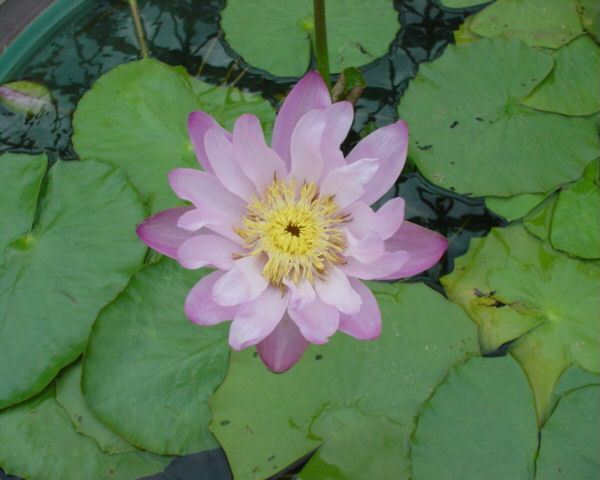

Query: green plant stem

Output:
[312, 0, 330, 88]
[128, 0, 149, 59]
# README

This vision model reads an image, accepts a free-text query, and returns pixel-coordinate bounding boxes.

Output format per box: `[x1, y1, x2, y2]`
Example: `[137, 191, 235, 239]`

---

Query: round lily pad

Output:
[0, 384, 171, 480]
[442, 225, 600, 419]
[0, 155, 146, 409]
[210, 282, 479, 479]
[411, 356, 538, 480]
[469, 0, 583, 49]
[56, 362, 136, 454]
[398, 38, 599, 197]
[72, 59, 275, 212]
[550, 159, 600, 259]
[82, 258, 229, 456]
[536, 385, 600, 479]
[523, 35, 600, 116]
[220, 0, 400, 77]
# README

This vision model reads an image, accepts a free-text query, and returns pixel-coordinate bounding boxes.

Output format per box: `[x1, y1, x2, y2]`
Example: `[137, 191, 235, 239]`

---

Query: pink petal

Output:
[228, 287, 290, 350]
[289, 296, 340, 344]
[319, 158, 379, 208]
[338, 278, 381, 340]
[204, 127, 256, 201]
[212, 255, 268, 306]
[345, 120, 409, 205]
[233, 114, 287, 194]
[342, 250, 410, 280]
[346, 198, 405, 240]
[136, 206, 196, 258]
[289, 109, 328, 184]
[345, 231, 385, 263]
[256, 314, 309, 373]
[315, 265, 362, 315]
[320, 101, 354, 177]
[176, 234, 242, 269]
[271, 71, 332, 166]
[380, 221, 448, 279]
[185, 271, 238, 326]
[168, 168, 245, 229]
[188, 111, 230, 172]
[284, 278, 316, 311]
[176, 208, 241, 244]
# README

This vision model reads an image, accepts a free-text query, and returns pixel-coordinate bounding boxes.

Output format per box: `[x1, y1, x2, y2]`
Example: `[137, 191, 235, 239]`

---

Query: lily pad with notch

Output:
[442, 225, 600, 420]
[399, 39, 599, 198]
[210, 282, 479, 479]
[220, 0, 400, 77]
[72, 59, 275, 213]
[0, 153, 146, 410]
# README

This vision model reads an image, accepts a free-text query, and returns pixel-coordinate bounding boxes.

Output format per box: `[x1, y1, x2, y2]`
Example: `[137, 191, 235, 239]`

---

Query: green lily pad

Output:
[0, 156, 146, 409]
[469, 0, 583, 49]
[545, 366, 600, 423]
[82, 258, 229, 456]
[578, 0, 600, 43]
[523, 35, 600, 116]
[550, 159, 600, 259]
[411, 356, 538, 480]
[210, 282, 479, 479]
[486, 192, 546, 221]
[220, 0, 399, 77]
[523, 193, 558, 241]
[454, 16, 483, 45]
[398, 39, 599, 197]
[56, 362, 136, 454]
[0, 153, 46, 253]
[0, 384, 170, 480]
[442, 225, 600, 419]
[72, 59, 275, 212]
[536, 385, 600, 479]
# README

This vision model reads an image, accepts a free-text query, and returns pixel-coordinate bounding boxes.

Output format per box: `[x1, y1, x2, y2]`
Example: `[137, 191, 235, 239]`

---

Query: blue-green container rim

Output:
[0, 0, 93, 81]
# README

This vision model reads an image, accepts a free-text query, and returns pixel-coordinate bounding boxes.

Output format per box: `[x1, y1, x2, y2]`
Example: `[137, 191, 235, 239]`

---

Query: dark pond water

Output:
[0, 0, 499, 478]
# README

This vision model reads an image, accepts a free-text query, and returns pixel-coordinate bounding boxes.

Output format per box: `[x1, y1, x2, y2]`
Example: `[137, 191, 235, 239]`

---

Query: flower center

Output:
[237, 178, 347, 286]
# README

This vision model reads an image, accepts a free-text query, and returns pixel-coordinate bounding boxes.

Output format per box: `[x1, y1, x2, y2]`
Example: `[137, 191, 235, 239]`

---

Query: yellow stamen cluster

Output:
[237, 178, 347, 286]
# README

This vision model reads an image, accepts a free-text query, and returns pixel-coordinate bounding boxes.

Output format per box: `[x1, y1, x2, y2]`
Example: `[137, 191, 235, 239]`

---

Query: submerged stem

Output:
[312, 0, 331, 89]
[128, 0, 149, 59]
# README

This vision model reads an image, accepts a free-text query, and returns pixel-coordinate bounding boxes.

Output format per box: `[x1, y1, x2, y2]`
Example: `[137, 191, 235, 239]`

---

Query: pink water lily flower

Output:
[137, 71, 447, 372]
